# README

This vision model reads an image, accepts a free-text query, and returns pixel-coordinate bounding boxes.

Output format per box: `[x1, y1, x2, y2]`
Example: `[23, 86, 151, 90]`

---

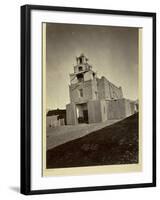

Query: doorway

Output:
[76, 103, 88, 124]
[83, 110, 88, 123]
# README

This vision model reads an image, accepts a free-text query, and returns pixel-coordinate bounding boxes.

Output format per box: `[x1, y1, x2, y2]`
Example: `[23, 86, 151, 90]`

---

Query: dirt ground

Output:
[47, 113, 139, 168]
[47, 119, 120, 150]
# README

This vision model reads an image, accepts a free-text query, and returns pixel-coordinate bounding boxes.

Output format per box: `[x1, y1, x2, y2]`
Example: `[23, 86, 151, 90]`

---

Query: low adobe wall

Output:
[107, 98, 132, 120]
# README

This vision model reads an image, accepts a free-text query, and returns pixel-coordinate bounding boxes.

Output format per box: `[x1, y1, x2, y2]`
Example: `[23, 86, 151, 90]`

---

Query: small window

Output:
[79, 66, 83, 71]
[79, 57, 83, 64]
[79, 89, 83, 97]
[77, 73, 84, 82]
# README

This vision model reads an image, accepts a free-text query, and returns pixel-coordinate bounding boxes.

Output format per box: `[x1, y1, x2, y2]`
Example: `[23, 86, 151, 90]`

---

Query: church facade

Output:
[66, 54, 138, 125]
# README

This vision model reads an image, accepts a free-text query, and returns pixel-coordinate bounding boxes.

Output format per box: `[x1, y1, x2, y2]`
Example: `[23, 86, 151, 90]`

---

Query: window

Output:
[77, 73, 84, 82]
[79, 57, 83, 64]
[79, 89, 83, 97]
[79, 66, 83, 71]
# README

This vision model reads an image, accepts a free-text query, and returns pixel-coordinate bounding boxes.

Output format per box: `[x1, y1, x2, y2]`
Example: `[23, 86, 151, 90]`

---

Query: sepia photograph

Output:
[43, 22, 140, 172]
[21, 5, 156, 194]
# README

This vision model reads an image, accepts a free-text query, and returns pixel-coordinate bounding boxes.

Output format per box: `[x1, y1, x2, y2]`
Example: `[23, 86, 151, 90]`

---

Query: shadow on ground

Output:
[9, 186, 19, 193]
[47, 113, 139, 168]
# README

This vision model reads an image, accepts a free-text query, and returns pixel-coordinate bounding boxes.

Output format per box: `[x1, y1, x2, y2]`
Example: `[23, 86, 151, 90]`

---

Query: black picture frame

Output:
[21, 4, 156, 195]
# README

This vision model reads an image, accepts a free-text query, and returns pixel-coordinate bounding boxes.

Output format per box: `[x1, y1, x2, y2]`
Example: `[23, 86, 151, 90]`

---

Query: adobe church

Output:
[66, 54, 138, 125]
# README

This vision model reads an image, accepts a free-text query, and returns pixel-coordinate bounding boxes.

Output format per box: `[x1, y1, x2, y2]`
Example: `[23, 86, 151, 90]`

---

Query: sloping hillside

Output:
[47, 113, 139, 168]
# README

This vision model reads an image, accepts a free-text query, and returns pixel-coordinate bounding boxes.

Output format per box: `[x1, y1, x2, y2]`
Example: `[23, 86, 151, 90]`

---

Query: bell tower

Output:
[68, 53, 98, 105]
[74, 53, 91, 74]
[70, 53, 95, 84]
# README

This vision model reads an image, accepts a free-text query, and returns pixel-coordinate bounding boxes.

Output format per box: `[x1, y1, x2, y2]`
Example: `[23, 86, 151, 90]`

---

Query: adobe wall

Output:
[107, 99, 125, 119]
[66, 103, 77, 125]
[124, 99, 132, 117]
[130, 101, 138, 114]
[106, 98, 134, 120]
[46, 115, 59, 128]
[97, 77, 123, 100]
[106, 99, 126, 119]
[100, 100, 108, 121]
[87, 100, 108, 123]
[69, 79, 97, 103]
[88, 100, 102, 123]
[97, 78, 106, 99]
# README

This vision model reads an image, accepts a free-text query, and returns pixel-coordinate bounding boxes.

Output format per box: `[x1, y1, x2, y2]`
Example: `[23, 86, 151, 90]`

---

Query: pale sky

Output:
[46, 23, 139, 109]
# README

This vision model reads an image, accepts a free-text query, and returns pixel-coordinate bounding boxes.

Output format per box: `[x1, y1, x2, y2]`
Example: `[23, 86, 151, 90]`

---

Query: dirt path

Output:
[47, 119, 120, 150]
